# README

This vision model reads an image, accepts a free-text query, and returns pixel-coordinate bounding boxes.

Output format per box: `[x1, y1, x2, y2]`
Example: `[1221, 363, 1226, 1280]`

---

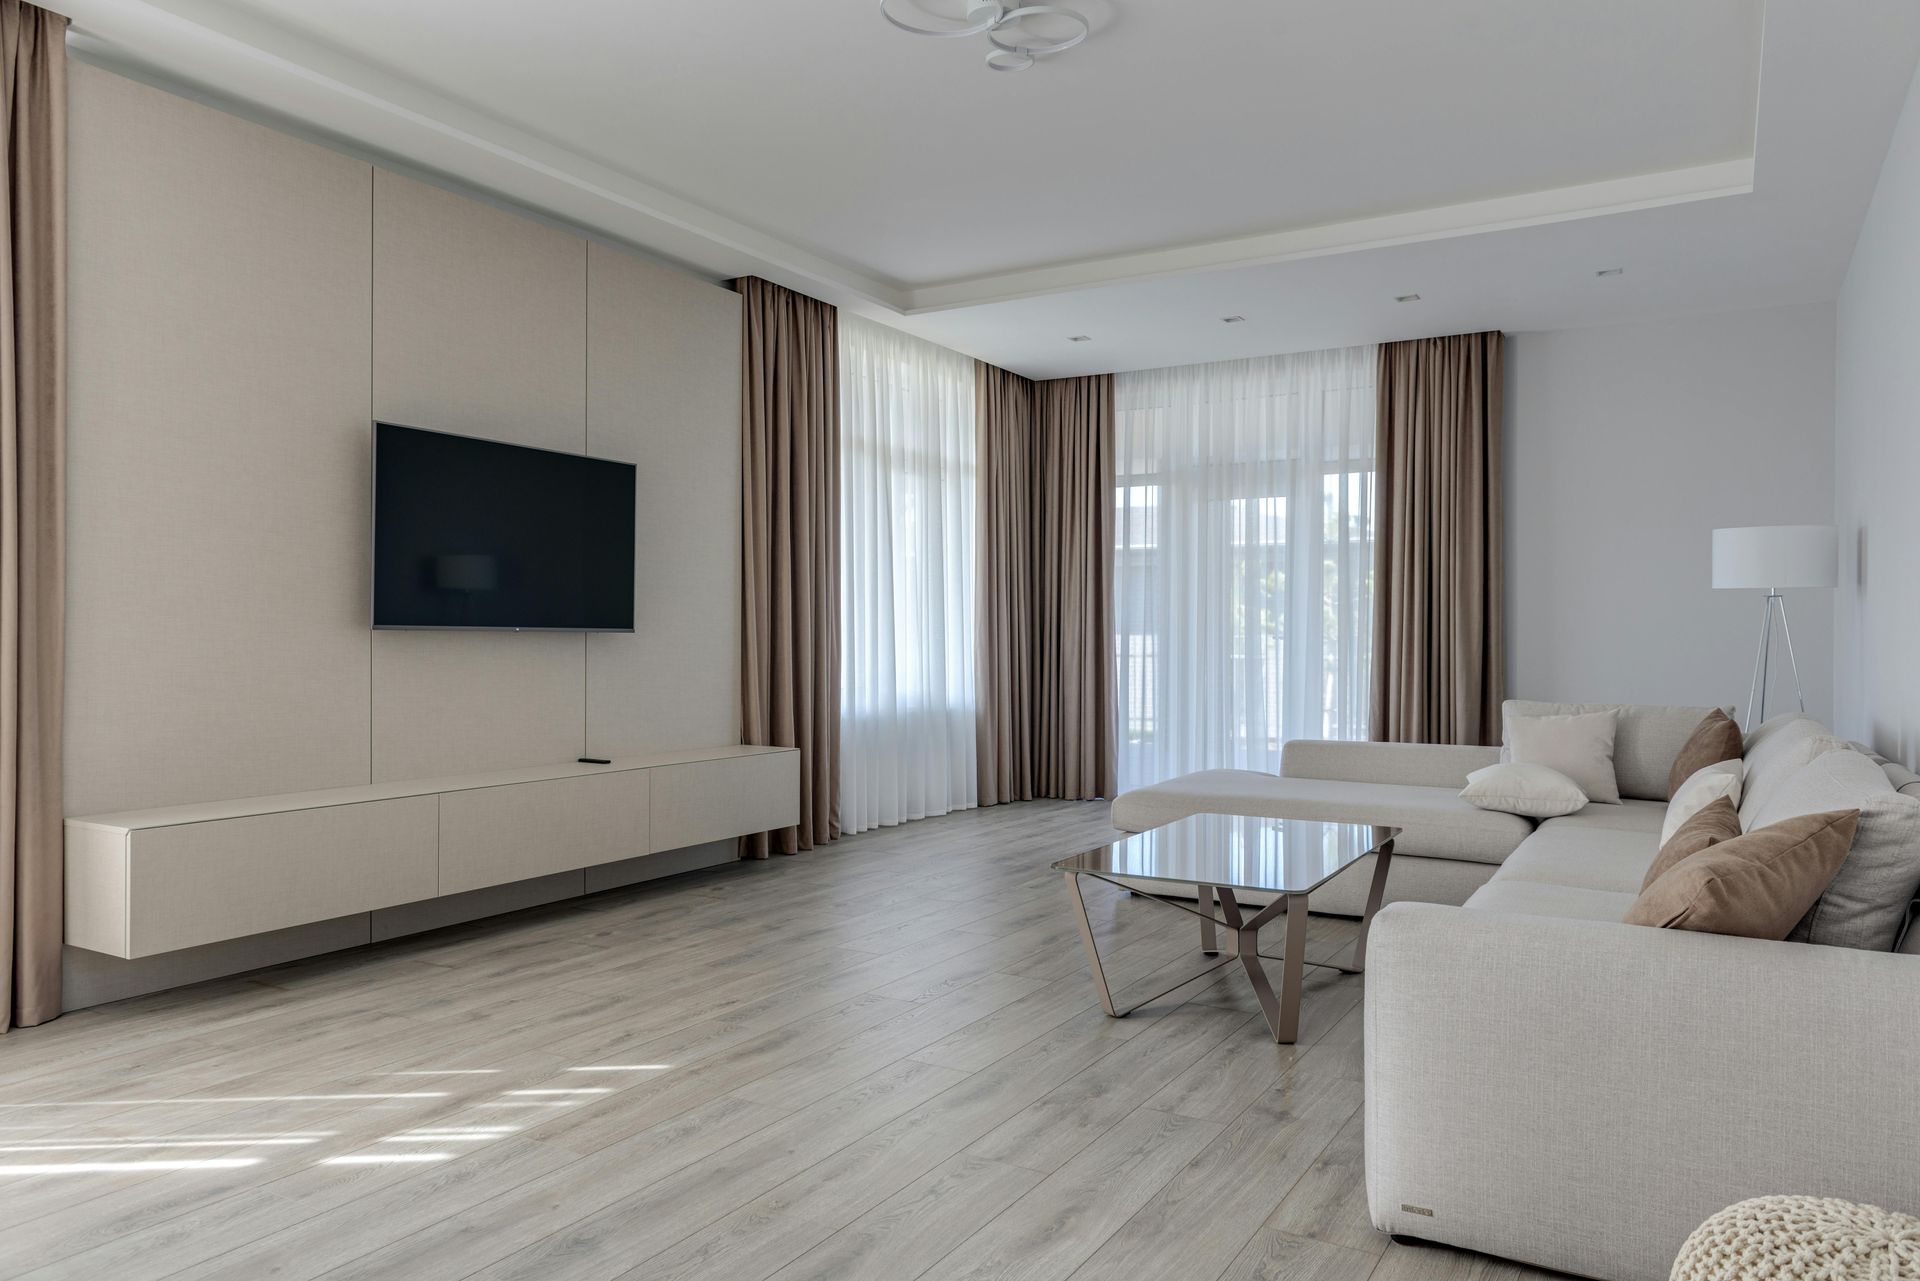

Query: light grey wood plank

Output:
[627, 1008, 1147, 1281]
[1215, 1228, 1381, 1281]
[914, 1107, 1224, 1281]
[1063, 1068, 1364, 1281]
[763, 1155, 1044, 1281]
[1263, 1103, 1386, 1255]
[458, 1059, 969, 1281]
[966, 1002, 1253, 1173]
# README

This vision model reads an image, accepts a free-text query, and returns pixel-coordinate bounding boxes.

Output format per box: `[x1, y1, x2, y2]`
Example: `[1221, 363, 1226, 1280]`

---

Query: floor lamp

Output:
[1712, 524, 1838, 729]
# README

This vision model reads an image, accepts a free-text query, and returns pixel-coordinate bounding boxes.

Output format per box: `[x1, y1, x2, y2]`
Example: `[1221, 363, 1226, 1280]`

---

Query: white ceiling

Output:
[53, 0, 1920, 378]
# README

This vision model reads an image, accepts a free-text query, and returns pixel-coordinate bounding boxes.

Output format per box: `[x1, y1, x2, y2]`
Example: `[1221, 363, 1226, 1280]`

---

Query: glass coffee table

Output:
[1053, 814, 1400, 1044]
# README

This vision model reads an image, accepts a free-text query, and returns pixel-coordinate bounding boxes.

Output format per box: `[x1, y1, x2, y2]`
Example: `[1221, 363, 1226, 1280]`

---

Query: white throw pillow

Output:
[1505, 710, 1622, 805]
[1459, 762, 1588, 819]
[1660, 759, 1745, 844]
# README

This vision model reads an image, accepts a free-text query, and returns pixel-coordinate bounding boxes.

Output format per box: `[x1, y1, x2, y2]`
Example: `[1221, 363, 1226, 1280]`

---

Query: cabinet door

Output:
[439, 770, 649, 894]
[649, 751, 799, 852]
[127, 797, 439, 957]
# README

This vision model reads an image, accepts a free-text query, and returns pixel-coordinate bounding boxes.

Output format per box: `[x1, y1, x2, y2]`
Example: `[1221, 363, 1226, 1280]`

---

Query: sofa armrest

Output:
[1280, 739, 1499, 789]
[1364, 903, 1920, 1281]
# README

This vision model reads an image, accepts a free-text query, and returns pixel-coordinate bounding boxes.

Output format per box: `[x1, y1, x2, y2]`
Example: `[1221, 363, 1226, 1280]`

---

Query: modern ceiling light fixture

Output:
[1221, 315, 1247, 324]
[1596, 267, 1626, 277]
[1067, 334, 1092, 342]
[1395, 293, 1422, 303]
[879, 0, 1090, 72]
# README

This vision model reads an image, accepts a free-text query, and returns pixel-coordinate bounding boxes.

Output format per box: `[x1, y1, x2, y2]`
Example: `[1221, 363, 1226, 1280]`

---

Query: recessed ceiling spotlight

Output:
[1395, 293, 1421, 303]
[1596, 267, 1625, 277]
[1067, 335, 1092, 342]
[1221, 315, 1247, 324]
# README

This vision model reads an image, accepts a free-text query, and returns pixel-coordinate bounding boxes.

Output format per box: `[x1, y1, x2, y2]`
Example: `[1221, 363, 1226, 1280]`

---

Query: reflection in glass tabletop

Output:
[1053, 813, 1400, 897]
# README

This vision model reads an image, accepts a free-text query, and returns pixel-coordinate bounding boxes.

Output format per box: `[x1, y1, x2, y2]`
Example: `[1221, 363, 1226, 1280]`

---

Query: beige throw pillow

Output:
[1667, 709, 1745, 798]
[1643, 795, 1743, 891]
[1505, 710, 1621, 805]
[1661, 760, 1745, 845]
[1459, 763, 1588, 819]
[1749, 747, 1920, 951]
[1737, 716, 1846, 827]
[1624, 809, 1859, 939]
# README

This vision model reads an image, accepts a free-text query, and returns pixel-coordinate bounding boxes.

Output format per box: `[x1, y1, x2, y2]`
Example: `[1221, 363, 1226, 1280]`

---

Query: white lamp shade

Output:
[1712, 525, 1838, 589]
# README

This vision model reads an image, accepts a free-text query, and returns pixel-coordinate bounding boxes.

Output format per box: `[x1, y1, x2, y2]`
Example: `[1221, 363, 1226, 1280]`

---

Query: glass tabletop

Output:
[1054, 813, 1399, 896]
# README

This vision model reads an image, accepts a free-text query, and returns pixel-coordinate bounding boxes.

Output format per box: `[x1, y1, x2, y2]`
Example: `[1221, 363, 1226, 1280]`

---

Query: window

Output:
[838, 315, 977, 833]
[1113, 347, 1375, 790]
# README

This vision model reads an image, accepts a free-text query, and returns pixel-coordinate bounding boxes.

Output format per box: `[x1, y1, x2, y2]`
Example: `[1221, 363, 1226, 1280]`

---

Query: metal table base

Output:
[1062, 839, 1394, 1044]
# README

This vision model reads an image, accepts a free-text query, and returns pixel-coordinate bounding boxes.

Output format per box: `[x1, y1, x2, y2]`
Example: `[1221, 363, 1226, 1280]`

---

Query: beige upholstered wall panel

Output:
[585, 241, 742, 756]
[370, 169, 589, 781]
[64, 64, 374, 816]
[371, 630, 586, 781]
[371, 169, 587, 449]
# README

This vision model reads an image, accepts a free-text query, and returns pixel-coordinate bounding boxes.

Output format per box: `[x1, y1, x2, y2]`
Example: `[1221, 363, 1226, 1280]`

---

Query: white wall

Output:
[1835, 60, 1920, 763]
[1506, 305, 1836, 721]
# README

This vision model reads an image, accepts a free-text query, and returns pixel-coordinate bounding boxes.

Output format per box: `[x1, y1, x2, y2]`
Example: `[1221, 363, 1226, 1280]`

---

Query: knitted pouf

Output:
[1671, 1196, 1920, 1281]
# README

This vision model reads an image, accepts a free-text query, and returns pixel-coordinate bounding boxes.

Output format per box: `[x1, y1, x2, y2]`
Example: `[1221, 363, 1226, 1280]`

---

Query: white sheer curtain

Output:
[839, 315, 978, 833]
[1113, 346, 1376, 790]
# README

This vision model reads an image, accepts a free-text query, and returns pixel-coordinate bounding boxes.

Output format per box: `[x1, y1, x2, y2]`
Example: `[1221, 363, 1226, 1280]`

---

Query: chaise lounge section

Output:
[1109, 702, 1723, 916]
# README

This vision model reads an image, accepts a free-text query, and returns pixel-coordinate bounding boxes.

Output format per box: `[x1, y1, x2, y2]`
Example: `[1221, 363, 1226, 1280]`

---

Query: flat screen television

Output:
[372, 422, 636, 631]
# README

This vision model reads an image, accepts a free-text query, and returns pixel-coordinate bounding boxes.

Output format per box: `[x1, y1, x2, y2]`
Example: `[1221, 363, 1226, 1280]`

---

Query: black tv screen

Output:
[372, 423, 635, 631]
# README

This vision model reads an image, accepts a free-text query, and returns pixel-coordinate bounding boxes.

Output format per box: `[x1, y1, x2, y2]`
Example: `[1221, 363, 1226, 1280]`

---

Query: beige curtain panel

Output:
[975, 365, 1117, 803]
[1370, 331, 1505, 747]
[735, 277, 840, 855]
[0, 0, 66, 1031]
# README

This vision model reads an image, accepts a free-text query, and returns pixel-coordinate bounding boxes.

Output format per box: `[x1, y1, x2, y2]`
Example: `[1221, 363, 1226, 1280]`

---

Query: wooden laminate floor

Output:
[0, 801, 1572, 1281]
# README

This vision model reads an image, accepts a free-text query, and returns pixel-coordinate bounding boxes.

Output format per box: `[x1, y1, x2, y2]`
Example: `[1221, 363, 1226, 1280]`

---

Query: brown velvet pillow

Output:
[1640, 794, 1742, 892]
[1668, 709, 1745, 799]
[1624, 809, 1859, 939]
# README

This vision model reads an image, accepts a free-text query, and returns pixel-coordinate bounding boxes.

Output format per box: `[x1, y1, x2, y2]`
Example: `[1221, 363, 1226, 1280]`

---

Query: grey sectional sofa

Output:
[1109, 703, 1920, 1281]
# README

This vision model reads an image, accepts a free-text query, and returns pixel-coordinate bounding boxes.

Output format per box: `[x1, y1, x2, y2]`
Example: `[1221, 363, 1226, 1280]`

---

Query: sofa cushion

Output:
[1108, 769, 1529, 864]
[1503, 700, 1728, 802]
[1489, 827, 1658, 896]
[1738, 715, 1844, 827]
[1751, 747, 1920, 951]
[1542, 799, 1668, 836]
[1623, 809, 1858, 940]
[1464, 879, 1640, 923]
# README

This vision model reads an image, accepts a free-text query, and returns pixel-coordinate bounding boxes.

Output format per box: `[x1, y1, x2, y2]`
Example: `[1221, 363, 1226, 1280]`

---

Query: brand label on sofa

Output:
[1401, 1204, 1435, 1217]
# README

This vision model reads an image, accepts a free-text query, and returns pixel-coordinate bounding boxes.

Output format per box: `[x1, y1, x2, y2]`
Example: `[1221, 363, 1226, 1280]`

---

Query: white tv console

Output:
[64, 744, 799, 959]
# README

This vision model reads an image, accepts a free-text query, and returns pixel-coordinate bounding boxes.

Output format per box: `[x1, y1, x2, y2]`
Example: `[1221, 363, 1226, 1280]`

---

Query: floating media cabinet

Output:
[64, 745, 799, 959]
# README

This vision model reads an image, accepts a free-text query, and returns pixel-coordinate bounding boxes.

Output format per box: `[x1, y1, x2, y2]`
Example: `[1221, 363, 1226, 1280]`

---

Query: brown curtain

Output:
[1370, 331, 1504, 746]
[975, 365, 1117, 802]
[735, 278, 839, 856]
[975, 364, 1034, 806]
[0, 0, 65, 1031]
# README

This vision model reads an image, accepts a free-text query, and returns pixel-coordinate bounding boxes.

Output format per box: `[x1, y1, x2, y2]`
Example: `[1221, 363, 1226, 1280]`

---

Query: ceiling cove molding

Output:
[896, 159, 1755, 313]
[57, 0, 1756, 319]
